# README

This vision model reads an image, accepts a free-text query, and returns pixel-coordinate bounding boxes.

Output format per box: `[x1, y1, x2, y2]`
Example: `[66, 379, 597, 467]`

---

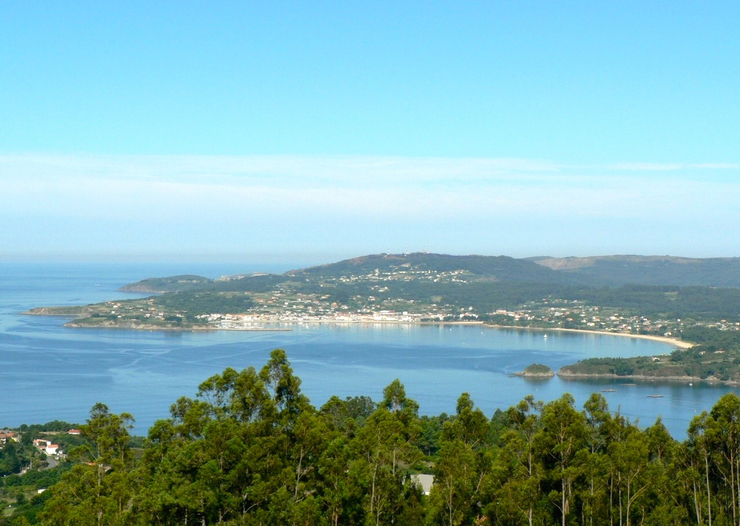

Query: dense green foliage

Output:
[123, 253, 740, 292]
[118, 254, 740, 322]
[292, 253, 568, 284]
[151, 291, 255, 318]
[0, 464, 72, 524]
[115, 278, 740, 326]
[36, 253, 740, 335]
[119, 275, 212, 293]
[7, 351, 740, 525]
[563, 330, 740, 382]
[18, 421, 80, 433]
[0, 440, 33, 477]
[521, 364, 554, 376]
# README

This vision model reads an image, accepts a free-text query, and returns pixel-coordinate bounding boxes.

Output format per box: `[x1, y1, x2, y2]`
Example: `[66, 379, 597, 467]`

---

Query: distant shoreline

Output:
[24, 308, 694, 348]
[484, 324, 693, 349]
[557, 371, 738, 386]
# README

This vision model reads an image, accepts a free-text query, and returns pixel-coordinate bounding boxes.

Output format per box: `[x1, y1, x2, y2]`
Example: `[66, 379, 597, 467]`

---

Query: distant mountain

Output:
[533, 255, 740, 288]
[288, 252, 569, 283]
[118, 253, 740, 294]
[44, 252, 740, 331]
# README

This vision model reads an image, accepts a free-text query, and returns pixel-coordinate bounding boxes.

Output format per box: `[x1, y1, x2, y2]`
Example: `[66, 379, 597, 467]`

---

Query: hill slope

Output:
[534, 255, 740, 287]
[288, 252, 571, 283]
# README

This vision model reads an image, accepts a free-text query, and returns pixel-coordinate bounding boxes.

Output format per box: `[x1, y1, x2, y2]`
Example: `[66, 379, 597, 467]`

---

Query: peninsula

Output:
[25, 252, 740, 384]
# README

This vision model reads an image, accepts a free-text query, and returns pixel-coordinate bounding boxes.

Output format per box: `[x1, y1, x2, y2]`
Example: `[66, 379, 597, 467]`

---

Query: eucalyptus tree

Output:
[132, 349, 321, 525]
[688, 412, 715, 526]
[576, 394, 612, 526]
[607, 428, 653, 526]
[641, 419, 688, 526]
[428, 393, 491, 526]
[350, 380, 423, 526]
[536, 394, 587, 526]
[39, 404, 135, 526]
[706, 393, 740, 526]
[488, 395, 544, 526]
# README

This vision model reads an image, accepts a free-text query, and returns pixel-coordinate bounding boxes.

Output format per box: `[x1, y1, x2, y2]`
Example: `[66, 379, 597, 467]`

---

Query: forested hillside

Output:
[40, 253, 740, 332]
[5, 351, 740, 525]
[290, 253, 569, 284]
[535, 255, 740, 288]
[120, 253, 740, 294]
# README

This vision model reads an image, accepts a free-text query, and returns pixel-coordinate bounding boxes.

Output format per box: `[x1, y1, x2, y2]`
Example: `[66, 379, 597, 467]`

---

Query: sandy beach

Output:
[215, 320, 693, 350]
[57, 314, 693, 349]
[485, 324, 693, 349]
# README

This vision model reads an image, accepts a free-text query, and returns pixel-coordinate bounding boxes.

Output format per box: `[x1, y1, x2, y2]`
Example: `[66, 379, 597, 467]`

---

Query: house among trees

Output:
[412, 473, 434, 495]
[32, 439, 61, 455]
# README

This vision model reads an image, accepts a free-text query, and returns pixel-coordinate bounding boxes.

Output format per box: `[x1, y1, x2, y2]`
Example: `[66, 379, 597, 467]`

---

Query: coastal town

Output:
[21, 253, 740, 388]
[27, 256, 740, 347]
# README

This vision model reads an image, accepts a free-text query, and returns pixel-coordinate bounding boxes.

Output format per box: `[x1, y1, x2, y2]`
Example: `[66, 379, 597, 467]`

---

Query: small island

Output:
[513, 363, 555, 378]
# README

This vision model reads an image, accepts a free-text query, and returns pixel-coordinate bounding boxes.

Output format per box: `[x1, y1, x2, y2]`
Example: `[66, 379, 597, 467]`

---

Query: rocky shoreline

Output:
[556, 370, 740, 386]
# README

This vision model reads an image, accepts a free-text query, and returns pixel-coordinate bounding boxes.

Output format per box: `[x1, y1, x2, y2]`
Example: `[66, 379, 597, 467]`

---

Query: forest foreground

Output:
[3, 349, 740, 525]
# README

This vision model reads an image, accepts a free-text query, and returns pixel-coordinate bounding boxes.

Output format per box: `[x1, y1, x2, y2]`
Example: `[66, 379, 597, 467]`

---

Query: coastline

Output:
[557, 371, 739, 387]
[62, 318, 482, 331]
[26, 308, 693, 349]
[485, 324, 693, 349]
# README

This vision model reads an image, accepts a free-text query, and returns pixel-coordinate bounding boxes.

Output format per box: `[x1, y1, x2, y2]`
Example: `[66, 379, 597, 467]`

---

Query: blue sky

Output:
[2, 2, 739, 263]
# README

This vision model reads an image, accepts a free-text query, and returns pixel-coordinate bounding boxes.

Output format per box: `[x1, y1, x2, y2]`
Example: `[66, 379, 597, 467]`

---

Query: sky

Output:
[1, 2, 739, 264]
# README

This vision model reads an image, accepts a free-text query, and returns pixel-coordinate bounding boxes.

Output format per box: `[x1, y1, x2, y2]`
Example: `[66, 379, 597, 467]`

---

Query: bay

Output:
[0, 262, 736, 439]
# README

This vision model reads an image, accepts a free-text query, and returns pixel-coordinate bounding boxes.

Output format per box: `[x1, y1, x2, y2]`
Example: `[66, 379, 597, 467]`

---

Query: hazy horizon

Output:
[2, 3, 738, 260]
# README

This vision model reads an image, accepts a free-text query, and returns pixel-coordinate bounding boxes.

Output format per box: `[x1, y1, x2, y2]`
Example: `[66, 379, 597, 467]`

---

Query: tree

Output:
[536, 394, 586, 526]
[608, 429, 652, 526]
[39, 404, 134, 526]
[706, 393, 740, 525]
[259, 348, 311, 426]
[429, 394, 491, 526]
[496, 395, 544, 526]
[687, 412, 714, 526]
[351, 380, 422, 526]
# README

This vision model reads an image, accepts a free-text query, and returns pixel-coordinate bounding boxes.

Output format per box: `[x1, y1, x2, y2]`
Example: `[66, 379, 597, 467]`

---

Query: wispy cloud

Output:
[1, 154, 739, 260]
[607, 162, 740, 171]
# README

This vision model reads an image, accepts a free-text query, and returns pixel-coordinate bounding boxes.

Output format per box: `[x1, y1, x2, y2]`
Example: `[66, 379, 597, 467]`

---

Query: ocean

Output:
[1, 261, 736, 438]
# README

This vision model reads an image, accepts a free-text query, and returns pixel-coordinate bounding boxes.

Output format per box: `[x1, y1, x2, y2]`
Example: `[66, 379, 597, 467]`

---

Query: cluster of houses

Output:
[0, 431, 16, 445]
[33, 438, 59, 455]
[208, 309, 432, 328]
[32, 438, 61, 456]
[30, 429, 80, 457]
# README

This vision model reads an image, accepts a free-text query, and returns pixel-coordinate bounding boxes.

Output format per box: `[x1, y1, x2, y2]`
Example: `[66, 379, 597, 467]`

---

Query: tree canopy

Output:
[5, 350, 740, 525]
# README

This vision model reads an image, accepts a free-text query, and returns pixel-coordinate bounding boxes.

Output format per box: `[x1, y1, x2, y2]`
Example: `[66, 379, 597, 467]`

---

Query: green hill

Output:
[33, 252, 740, 332]
[289, 252, 570, 283]
[119, 254, 740, 295]
[118, 275, 212, 293]
[534, 255, 740, 287]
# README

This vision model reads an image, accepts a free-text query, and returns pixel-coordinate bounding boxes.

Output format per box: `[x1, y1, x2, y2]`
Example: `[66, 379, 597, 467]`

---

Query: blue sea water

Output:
[0, 262, 737, 438]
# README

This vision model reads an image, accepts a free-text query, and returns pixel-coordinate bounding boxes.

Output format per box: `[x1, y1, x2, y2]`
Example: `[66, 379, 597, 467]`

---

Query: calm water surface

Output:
[1, 262, 737, 438]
